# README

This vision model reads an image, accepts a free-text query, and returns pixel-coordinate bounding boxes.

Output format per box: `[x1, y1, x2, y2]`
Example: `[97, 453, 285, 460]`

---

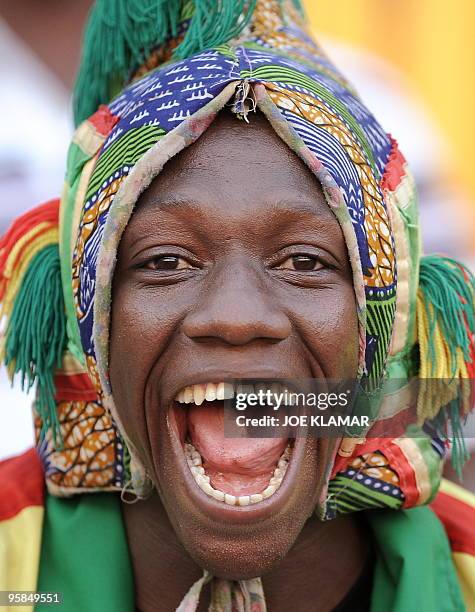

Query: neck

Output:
[122, 492, 370, 612]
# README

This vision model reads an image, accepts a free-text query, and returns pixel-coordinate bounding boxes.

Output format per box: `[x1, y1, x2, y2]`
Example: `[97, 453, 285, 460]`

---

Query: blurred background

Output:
[0, 0, 474, 464]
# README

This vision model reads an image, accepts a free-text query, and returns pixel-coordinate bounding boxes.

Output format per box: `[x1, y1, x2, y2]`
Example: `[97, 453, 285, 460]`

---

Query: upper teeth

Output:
[176, 382, 234, 405]
[175, 381, 293, 406]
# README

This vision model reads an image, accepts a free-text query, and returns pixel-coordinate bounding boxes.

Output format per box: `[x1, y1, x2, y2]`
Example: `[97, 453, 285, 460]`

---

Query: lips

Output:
[169, 381, 292, 506]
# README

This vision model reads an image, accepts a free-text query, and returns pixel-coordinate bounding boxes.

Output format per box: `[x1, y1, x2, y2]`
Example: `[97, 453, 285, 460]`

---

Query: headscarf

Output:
[1, 0, 474, 608]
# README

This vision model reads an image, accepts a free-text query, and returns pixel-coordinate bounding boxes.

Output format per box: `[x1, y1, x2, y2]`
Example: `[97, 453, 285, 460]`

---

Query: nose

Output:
[181, 258, 292, 346]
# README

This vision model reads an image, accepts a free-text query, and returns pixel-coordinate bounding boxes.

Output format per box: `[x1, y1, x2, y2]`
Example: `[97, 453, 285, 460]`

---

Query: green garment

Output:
[367, 508, 464, 612]
[36, 494, 464, 611]
[36, 494, 134, 611]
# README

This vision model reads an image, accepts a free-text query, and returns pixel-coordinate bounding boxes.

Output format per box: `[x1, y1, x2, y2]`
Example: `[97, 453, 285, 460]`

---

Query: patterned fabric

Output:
[29, 0, 452, 520]
[2, 450, 474, 611]
[327, 451, 404, 516]
[37, 399, 124, 492]
[177, 571, 266, 612]
[76, 37, 396, 385]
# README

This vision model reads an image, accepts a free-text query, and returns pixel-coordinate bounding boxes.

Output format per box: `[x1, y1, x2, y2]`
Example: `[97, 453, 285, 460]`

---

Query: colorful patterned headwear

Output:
[1, 0, 474, 520]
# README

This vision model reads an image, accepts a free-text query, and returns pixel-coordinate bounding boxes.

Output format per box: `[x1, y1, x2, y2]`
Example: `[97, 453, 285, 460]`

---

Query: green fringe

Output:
[448, 400, 470, 479]
[4, 245, 66, 446]
[432, 400, 470, 480]
[419, 255, 475, 477]
[419, 254, 475, 377]
[73, 0, 305, 126]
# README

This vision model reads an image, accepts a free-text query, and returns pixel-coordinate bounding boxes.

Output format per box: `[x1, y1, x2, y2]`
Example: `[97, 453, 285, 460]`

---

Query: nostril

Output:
[182, 312, 291, 346]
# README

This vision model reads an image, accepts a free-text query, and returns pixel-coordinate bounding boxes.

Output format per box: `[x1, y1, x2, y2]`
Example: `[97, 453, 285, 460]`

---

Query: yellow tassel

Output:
[0, 228, 58, 319]
[416, 290, 470, 423]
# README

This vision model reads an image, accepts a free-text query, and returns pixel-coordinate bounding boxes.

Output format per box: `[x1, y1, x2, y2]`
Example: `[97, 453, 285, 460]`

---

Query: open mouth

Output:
[169, 382, 292, 507]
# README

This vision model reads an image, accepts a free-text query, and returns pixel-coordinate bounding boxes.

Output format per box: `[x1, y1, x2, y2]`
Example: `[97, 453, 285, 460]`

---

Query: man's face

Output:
[110, 111, 359, 578]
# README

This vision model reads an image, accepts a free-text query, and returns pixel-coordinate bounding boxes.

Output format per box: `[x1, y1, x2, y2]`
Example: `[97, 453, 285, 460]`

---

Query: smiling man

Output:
[110, 110, 366, 606]
[1, 1, 475, 611]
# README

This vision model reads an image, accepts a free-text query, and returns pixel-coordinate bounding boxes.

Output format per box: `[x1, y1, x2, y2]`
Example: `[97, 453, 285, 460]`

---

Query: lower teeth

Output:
[184, 442, 291, 506]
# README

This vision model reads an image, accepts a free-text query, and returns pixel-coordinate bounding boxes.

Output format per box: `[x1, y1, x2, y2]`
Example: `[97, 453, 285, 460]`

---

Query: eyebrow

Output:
[129, 194, 343, 256]
[139, 195, 199, 211]
[133, 194, 342, 248]
[138, 194, 336, 225]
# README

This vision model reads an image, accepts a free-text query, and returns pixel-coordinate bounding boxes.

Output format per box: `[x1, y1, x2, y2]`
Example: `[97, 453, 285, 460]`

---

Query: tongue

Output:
[188, 401, 287, 496]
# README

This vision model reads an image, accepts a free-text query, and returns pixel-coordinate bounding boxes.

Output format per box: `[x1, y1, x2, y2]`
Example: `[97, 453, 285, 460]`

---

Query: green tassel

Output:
[448, 400, 470, 479]
[418, 255, 475, 478]
[432, 399, 470, 480]
[419, 255, 475, 376]
[4, 245, 67, 446]
[73, 0, 305, 126]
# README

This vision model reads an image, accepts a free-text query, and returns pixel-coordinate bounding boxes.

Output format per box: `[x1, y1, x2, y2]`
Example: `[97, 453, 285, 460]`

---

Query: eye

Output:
[277, 255, 323, 272]
[144, 255, 196, 271]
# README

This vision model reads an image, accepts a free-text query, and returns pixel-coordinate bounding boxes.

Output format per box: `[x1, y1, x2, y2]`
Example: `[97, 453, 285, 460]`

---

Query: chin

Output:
[146, 378, 325, 578]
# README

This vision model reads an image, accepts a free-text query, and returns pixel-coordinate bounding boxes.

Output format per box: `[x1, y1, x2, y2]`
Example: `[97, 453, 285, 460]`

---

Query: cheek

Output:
[111, 278, 193, 353]
[109, 283, 183, 451]
[288, 283, 359, 378]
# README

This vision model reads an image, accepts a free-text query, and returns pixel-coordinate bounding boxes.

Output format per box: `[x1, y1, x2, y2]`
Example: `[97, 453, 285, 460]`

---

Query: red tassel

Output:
[0, 199, 60, 300]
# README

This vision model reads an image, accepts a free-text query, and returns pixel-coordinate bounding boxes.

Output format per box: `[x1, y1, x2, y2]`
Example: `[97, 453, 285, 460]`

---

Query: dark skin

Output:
[110, 111, 366, 611]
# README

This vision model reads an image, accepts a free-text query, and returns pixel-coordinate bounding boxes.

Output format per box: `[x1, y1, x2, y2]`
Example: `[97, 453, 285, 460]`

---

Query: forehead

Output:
[133, 110, 337, 228]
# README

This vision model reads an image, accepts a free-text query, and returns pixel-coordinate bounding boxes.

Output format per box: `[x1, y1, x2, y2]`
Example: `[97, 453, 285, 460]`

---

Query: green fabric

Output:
[36, 493, 134, 611]
[367, 506, 465, 612]
[60, 141, 93, 367]
[397, 184, 420, 356]
[36, 493, 465, 611]
[327, 477, 403, 514]
[409, 430, 443, 504]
